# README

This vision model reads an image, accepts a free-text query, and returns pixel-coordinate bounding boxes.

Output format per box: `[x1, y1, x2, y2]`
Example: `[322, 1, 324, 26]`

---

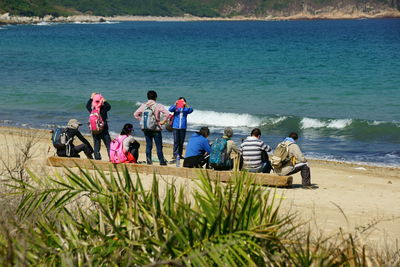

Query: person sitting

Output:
[272, 132, 311, 187]
[183, 127, 211, 168]
[240, 128, 272, 173]
[111, 123, 140, 163]
[55, 119, 93, 159]
[209, 127, 240, 171]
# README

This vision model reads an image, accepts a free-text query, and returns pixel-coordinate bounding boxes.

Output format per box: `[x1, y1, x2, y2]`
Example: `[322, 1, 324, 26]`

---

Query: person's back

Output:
[86, 93, 112, 160]
[133, 90, 169, 165]
[54, 119, 93, 159]
[240, 128, 271, 173]
[183, 127, 211, 168]
[210, 127, 239, 170]
[273, 132, 311, 187]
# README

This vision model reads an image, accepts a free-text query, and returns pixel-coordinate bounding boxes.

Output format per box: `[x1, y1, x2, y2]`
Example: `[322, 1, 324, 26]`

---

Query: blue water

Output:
[1, 19, 399, 166]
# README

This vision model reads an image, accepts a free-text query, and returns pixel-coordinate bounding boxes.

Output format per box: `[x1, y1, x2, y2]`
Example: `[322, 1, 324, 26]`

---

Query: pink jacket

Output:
[134, 100, 170, 131]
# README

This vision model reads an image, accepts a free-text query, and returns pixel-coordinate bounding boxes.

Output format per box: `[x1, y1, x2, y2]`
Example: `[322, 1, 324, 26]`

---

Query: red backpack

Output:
[89, 108, 104, 134]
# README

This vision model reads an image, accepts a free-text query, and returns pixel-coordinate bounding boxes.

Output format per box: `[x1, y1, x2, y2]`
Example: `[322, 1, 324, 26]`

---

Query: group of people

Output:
[53, 90, 311, 187]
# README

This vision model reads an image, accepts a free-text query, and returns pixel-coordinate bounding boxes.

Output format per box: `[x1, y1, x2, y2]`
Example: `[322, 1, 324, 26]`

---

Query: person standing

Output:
[240, 128, 272, 173]
[272, 132, 311, 187]
[134, 90, 169, 165]
[86, 93, 111, 160]
[169, 97, 193, 163]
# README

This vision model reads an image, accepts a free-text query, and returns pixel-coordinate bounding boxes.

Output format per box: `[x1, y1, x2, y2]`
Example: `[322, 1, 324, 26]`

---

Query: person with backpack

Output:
[168, 97, 193, 164]
[209, 127, 240, 170]
[271, 132, 311, 187]
[53, 119, 94, 159]
[134, 90, 169, 165]
[240, 128, 272, 173]
[86, 92, 111, 160]
[183, 127, 211, 168]
[109, 123, 140, 164]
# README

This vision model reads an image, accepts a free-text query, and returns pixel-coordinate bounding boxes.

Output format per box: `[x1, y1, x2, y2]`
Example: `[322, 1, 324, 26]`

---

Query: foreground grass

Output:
[0, 165, 398, 266]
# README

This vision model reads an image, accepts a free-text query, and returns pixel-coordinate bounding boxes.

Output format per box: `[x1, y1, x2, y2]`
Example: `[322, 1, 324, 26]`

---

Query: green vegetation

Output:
[0, 0, 398, 18]
[0, 164, 395, 265]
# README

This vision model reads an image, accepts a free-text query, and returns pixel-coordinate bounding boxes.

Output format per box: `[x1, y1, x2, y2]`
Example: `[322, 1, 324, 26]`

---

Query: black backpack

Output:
[52, 127, 72, 149]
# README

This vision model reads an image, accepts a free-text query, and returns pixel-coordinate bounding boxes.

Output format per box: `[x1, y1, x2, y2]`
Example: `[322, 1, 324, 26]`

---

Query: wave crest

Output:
[300, 118, 352, 129]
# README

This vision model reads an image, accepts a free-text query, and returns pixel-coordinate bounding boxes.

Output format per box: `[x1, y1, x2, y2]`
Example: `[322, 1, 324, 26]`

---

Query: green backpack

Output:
[271, 141, 292, 169]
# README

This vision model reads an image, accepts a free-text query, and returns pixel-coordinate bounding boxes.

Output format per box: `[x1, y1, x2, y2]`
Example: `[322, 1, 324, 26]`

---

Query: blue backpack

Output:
[209, 138, 230, 169]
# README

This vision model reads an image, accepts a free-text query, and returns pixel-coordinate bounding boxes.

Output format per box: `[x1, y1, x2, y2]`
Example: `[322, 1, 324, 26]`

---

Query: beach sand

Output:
[0, 126, 399, 250]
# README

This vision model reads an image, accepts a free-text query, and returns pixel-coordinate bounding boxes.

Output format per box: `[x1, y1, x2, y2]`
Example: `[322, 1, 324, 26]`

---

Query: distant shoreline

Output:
[1, 11, 400, 25]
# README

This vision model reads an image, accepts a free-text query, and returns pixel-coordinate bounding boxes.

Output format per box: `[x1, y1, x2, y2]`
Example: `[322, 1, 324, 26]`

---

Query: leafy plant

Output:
[2, 165, 293, 265]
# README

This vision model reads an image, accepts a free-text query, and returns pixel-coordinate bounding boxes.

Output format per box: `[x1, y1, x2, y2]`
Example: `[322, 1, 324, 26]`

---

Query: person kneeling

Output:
[183, 127, 210, 168]
[53, 119, 94, 159]
[110, 123, 140, 164]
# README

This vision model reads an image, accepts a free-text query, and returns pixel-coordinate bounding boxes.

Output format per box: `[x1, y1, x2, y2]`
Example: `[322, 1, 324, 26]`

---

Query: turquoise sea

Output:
[0, 19, 399, 166]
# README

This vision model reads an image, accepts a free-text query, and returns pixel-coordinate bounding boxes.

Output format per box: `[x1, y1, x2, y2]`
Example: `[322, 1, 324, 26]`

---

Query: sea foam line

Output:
[300, 118, 352, 129]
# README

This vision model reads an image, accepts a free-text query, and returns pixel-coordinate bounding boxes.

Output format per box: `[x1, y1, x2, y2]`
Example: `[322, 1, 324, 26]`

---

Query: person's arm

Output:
[76, 131, 93, 151]
[261, 141, 272, 152]
[103, 101, 111, 112]
[202, 138, 211, 154]
[185, 107, 194, 114]
[133, 104, 145, 120]
[86, 99, 93, 112]
[169, 105, 176, 112]
[291, 144, 307, 163]
[231, 141, 240, 154]
[159, 104, 170, 125]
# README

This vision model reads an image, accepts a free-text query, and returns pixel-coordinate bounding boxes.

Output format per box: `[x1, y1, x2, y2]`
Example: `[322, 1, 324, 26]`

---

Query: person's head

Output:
[176, 97, 186, 108]
[67, 119, 82, 130]
[198, 127, 210, 138]
[120, 123, 133, 135]
[224, 127, 233, 138]
[288, 132, 298, 141]
[250, 128, 261, 138]
[147, 90, 157, 100]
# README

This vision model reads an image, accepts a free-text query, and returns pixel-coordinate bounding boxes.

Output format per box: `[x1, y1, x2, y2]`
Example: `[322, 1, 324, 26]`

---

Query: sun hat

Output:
[67, 119, 82, 129]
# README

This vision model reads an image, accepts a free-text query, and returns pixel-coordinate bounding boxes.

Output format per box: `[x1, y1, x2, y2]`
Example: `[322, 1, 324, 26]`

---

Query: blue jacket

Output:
[185, 133, 211, 158]
[169, 105, 193, 129]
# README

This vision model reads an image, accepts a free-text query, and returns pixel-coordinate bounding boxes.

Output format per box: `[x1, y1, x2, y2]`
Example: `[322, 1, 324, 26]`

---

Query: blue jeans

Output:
[93, 130, 111, 160]
[143, 130, 166, 165]
[173, 128, 186, 158]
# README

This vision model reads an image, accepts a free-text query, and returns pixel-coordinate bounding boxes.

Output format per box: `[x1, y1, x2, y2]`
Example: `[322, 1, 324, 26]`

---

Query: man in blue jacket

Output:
[183, 127, 210, 168]
[169, 97, 193, 162]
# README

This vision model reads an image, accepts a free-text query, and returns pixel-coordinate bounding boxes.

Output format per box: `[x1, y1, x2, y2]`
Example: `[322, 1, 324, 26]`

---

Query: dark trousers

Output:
[128, 141, 140, 162]
[143, 130, 166, 165]
[173, 128, 186, 159]
[93, 130, 111, 160]
[288, 164, 311, 186]
[183, 154, 209, 168]
[57, 144, 93, 159]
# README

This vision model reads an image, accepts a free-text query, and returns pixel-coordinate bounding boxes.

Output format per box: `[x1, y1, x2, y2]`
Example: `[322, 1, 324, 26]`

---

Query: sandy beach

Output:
[1, 10, 400, 25]
[0, 126, 399, 250]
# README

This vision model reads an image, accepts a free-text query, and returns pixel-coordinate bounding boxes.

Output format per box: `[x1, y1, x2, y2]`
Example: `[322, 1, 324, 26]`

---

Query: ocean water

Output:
[0, 19, 399, 166]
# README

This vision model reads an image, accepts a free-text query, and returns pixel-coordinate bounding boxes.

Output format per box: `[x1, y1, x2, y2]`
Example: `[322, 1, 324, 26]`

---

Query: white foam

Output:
[35, 22, 53, 26]
[135, 102, 262, 128]
[300, 118, 326, 129]
[326, 119, 352, 129]
[300, 118, 352, 129]
[188, 110, 261, 127]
